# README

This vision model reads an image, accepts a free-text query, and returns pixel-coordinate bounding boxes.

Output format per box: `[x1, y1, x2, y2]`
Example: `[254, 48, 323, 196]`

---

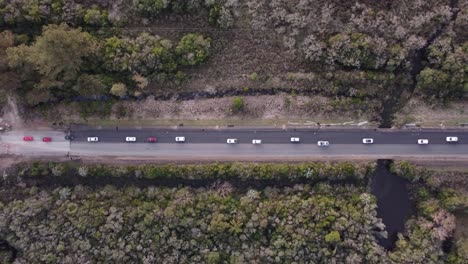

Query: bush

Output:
[390, 161, 421, 182]
[208, 4, 221, 25]
[29, 161, 50, 177]
[231, 96, 245, 113]
[438, 188, 468, 211]
[16, 161, 373, 183]
[78, 100, 114, 118]
[83, 7, 108, 26]
[110, 83, 128, 98]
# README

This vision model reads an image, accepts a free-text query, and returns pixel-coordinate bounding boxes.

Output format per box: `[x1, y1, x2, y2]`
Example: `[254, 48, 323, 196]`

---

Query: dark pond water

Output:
[371, 160, 412, 249]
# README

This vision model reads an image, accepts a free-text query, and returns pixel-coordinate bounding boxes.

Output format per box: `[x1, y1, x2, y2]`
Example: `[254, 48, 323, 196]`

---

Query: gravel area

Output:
[116, 94, 369, 121]
[395, 99, 468, 127]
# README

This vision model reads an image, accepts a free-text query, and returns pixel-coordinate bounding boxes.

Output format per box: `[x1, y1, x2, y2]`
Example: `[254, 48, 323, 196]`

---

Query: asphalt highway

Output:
[71, 128, 468, 145]
[2, 128, 468, 159]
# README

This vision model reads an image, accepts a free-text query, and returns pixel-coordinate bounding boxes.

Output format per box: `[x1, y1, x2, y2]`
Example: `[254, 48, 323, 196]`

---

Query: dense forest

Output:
[0, 161, 467, 263]
[0, 0, 466, 124]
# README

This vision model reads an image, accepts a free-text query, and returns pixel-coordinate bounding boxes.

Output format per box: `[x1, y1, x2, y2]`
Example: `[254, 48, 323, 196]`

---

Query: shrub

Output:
[84, 7, 108, 26]
[231, 96, 245, 113]
[110, 83, 127, 98]
[390, 161, 421, 182]
[419, 199, 441, 217]
[78, 100, 114, 118]
[29, 161, 50, 177]
[17, 161, 373, 183]
[208, 4, 221, 25]
[249, 72, 259, 81]
[438, 188, 468, 211]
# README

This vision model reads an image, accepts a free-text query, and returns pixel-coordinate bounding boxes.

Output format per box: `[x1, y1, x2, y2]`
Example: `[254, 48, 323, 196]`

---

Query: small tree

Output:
[176, 33, 211, 66]
[231, 96, 245, 113]
[110, 83, 127, 98]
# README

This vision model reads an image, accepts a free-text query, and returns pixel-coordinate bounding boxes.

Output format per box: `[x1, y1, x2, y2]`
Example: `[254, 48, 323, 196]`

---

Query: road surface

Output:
[71, 128, 468, 144]
[1, 128, 468, 159]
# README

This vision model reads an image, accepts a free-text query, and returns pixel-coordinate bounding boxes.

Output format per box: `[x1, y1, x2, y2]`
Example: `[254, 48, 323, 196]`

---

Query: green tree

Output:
[6, 23, 98, 89]
[0, 30, 15, 72]
[327, 33, 386, 70]
[176, 33, 211, 66]
[73, 74, 108, 97]
[416, 68, 463, 102]
[325, 231, 341, 243]
[103, 33, 176, 75]
[206, 252, 221, 264]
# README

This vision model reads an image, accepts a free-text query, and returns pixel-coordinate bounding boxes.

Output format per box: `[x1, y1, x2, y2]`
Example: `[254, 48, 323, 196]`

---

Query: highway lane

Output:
[71, 128, 468, 145]
[70, 143, 468, 158]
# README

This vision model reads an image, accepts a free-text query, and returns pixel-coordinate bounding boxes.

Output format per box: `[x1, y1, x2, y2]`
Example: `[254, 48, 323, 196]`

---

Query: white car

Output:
[418, 139, 429, 145]
[126, 137, 136, 142]
[252, 139, 262, 144]
[317, 141, 330, 147]
[446, 136, 458, 142]
[290, 137, 300, 143]
[362, 138, 374, 144]
[87, 137, 98, 142]
[175, 137, 185, 142]
[227, 138, 238, 144]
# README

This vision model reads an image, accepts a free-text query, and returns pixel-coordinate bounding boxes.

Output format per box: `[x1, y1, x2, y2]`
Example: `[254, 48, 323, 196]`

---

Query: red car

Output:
[23, 136, 34, 141]
[42, 137, 52, 142]
[147, 137, 157, 142]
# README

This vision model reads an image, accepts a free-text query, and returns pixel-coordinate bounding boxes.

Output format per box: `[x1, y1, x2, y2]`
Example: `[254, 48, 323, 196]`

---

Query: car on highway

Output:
[362, 138, 374, 144]
[126, 137, 136, 142]
[418, 139, 429, 145]
[227, 138, 238, 144]
[252, 139, 262, 144]
[446, 136, 458, 142]
[290, 137, 300, 143]
[65, 135, 75, 140]
[147, 137, 157, 142]
[317, 141, 329, 147]
[87, 137, 99, 142]
[42, 137, 52, 142]
[175, 137, 185, 142]
[23, 136, 34, 141]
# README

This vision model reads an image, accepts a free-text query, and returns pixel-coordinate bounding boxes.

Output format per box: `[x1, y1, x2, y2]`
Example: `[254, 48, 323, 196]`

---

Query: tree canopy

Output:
[7, 23, 98, 89]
